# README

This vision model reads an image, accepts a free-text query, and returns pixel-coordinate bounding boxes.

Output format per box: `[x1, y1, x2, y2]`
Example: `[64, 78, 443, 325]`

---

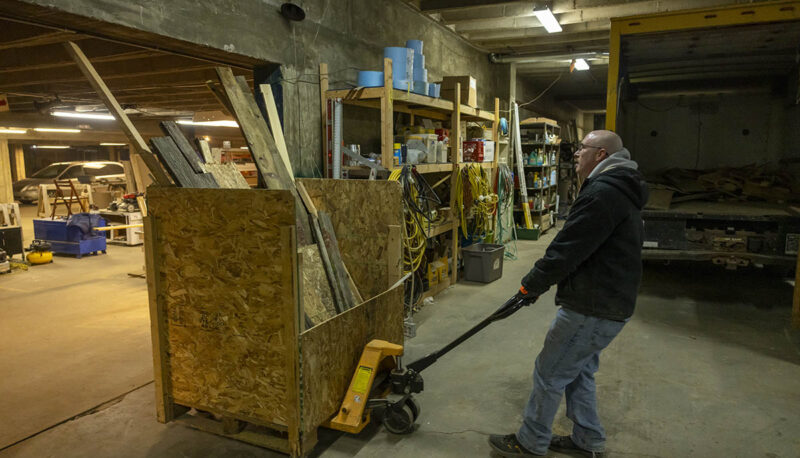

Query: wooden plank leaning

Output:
[214, 67, 311, 246]
[63, 41, 171, 187]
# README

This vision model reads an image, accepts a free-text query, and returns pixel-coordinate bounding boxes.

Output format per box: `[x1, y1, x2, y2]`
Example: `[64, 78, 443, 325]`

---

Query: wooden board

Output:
[298, 244, 337, 326]
[298, 179, 403, 300]
[160, 121, 205, 174]
[299, 285, 404, 434]
[317, 210, 359, 311]
[150, 137, 218, 188]
[215, 66, 311, 245]
[146, 187, 299, 432]
[260, 83, 295, 181]
[64, 41, 171, 186]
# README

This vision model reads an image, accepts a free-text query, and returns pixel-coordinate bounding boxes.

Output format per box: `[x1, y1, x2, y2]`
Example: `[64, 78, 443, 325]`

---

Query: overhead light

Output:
[0, 128, 27, 134]
[176, 119, 239, 128]
[533, 7, 562, 33]
[52, 111, 115, 121]
[573, 58, 590, 71]
[34, 127, 81, 133]
[33, 145, 70, 149]
[100, 143, 126, 146]
[239, 146, 249, 150]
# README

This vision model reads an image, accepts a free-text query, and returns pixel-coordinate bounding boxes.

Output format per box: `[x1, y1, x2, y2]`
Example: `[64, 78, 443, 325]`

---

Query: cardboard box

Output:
[440, 76, 477, 108]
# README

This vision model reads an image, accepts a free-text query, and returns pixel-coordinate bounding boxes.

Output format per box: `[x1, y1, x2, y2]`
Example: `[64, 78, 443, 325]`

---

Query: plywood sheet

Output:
[299, 245, 337, 326]
[298, 179, 403, 300]
[147, 187, 298, 428]
[299, 285, 404, 433]
[203, 162, 250, 189]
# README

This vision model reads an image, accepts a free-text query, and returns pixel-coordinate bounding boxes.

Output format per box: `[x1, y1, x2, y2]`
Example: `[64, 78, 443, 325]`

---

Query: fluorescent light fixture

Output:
[34, 127, 81, 133]
[533, 7, 562, 33]
[176, 119, 240, 128]
[100, 143, 126, 146]
[33, 145, 70, 149]
[52, 111, 115, 121]
[574, 58, 590, 71]
[0, 128, 27, 134]
[239, 146, 249, 150]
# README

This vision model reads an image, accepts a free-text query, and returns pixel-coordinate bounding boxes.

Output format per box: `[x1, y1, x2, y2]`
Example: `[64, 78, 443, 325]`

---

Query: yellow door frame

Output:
[605, 0, 800, 131]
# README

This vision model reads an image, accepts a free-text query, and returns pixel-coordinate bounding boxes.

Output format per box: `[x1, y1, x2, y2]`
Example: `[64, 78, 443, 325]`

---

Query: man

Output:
[489, 130, 648, 457]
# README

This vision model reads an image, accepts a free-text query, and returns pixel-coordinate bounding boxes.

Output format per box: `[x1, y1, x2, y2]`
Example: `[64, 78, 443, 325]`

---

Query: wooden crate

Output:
[145, 180, 404, 456]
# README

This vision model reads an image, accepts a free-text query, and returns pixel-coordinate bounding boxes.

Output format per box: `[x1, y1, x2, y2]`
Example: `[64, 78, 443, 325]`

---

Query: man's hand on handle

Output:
[514, 286, 539, 306]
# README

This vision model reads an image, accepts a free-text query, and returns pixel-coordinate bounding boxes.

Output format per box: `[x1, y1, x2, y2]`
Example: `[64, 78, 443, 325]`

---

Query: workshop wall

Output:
[11, 0, 510, 176]
[619, 92, 799, 173]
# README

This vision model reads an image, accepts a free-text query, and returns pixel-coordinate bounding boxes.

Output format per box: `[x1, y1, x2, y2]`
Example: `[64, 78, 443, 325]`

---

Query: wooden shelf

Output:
[423, 220, 454, 238]
[326, 87, 494, 122]
[523, 164, 557, 168]
[521, 142, 560, 146]
[403, 163, 455, 173]
[520, 185, 555, 191]
[514, 207, 551, 214]
[460, 162, 496, 169]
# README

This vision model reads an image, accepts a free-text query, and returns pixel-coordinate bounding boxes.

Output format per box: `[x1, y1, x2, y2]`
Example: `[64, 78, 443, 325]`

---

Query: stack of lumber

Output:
[645, 163, 800, 210]
[147, 67, 364, 328]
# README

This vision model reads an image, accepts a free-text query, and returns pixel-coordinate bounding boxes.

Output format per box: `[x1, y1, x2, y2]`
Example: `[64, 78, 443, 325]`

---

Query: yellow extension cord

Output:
[456, 164, 498, 241]
[389, 168, 426, 274]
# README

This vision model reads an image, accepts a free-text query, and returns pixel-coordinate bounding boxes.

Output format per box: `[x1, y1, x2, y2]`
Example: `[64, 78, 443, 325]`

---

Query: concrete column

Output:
[0, 139, 12, 203]
[13, 145, 25, 180]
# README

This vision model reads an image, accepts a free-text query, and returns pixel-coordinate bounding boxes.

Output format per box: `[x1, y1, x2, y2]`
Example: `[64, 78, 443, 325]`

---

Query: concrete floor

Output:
[1, 218, 799, 457]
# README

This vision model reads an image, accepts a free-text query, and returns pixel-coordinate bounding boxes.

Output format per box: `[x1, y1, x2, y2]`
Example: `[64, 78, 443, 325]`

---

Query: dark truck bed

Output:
[642, 201, 800, 269]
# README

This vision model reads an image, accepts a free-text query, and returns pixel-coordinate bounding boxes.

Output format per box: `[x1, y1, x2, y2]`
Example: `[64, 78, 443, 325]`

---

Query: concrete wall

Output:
[14, 0, 510, 176]
[618, 91, 799, 173]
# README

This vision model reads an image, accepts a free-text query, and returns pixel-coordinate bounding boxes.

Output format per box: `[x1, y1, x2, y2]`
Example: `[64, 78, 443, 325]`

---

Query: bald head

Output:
[574, 130, 624, 180]
[585, 130, 623, 153]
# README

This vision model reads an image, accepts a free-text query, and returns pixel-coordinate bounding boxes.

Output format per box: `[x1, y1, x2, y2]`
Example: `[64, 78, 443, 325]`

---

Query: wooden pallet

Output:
[174, 406, 318, 455]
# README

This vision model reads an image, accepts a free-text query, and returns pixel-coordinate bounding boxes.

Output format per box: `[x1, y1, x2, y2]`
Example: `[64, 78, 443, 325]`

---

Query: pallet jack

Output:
[328, 287, 535, 435]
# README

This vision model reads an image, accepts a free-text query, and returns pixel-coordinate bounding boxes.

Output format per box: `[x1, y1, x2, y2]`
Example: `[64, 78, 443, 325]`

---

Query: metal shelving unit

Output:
[513, 121, 560, 233]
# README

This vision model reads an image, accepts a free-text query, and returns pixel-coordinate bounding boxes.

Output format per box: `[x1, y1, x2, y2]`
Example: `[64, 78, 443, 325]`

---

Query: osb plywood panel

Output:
[147, 187, 298, 428]
[298, 179, 403, 299]
[299, 285, 404, 433]
[299, 244, 337, 326]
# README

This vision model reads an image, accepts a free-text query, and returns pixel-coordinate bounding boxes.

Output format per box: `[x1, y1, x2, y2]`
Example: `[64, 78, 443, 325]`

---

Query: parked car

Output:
[13, 161, 125, 204]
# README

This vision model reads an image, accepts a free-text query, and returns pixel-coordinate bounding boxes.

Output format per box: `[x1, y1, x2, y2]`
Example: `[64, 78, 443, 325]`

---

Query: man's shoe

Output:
[549, 435, 605, 458]
[488, 434, 545, 457]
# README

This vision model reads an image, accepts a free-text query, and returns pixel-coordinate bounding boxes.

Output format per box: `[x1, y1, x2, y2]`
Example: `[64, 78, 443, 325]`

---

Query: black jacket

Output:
[522, 166, 649, 321]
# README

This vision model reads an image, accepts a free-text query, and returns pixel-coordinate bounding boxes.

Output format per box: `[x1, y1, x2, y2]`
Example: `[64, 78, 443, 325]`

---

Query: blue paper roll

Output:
[428, 83, 440, 98]
[357, 71, 384, 88]
[383, 47, 414, 87]
[406, 40, 423, 55]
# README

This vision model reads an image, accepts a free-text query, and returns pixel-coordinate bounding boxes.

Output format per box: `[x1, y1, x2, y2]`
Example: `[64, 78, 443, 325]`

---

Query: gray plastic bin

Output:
[462, 243, 505, 283]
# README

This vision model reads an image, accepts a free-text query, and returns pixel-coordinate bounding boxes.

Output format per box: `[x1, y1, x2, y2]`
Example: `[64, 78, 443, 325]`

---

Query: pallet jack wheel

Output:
[382, 402, 416, 435]
[405, 396, 421, 420]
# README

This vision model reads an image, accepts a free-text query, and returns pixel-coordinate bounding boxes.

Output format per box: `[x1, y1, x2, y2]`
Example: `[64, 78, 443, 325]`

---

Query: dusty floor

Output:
[1, 215, 799, 457]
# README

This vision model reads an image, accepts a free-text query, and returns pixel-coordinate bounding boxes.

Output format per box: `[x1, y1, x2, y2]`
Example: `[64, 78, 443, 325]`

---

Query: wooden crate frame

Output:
[145, 181, 404, 456]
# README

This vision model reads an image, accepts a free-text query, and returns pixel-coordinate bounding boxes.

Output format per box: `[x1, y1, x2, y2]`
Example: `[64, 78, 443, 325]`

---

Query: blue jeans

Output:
[517, 307, 625, 454]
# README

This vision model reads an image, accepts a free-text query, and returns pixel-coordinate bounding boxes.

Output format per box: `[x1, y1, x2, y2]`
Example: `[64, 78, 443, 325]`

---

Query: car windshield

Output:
[31, 163, 70, 179]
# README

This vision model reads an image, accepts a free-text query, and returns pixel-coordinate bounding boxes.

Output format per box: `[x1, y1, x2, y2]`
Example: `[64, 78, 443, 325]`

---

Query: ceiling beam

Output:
[0, 49, 159, 75]
[419, 0, 519, 12]
[465, 20, 609, 42]
[442, 0, 753, 30]
[474, 30, 610, 49]
[0, 30, 87, 50]
[0, 69, 253, 94]
[0, 55, 217, 89]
